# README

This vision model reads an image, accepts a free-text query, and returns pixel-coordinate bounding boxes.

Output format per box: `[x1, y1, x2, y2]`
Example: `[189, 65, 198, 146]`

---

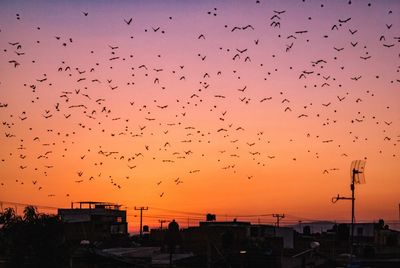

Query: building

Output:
[148, 219, 285, 267]
[250, 224, 294, 249]
[354, 223, 375, 238]
[58, 201, 128, 243]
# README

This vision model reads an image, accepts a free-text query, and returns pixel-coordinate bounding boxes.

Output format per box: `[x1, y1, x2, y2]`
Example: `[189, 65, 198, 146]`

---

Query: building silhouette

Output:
[58, 201, 128, 243]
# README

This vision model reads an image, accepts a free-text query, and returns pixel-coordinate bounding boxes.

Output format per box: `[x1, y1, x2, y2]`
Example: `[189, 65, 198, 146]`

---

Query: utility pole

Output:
[159, 219, 167, 230]
[273, 214, 285, 227]
[134, 206, 148, 239]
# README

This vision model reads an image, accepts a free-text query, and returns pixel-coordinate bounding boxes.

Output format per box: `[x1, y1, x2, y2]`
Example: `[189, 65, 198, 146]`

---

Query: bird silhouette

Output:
[0, 0, 398, 203]
[124, 18, 132, 25]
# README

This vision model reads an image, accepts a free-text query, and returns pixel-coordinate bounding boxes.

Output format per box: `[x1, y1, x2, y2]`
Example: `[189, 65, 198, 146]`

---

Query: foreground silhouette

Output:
[0, 206, 71, 267]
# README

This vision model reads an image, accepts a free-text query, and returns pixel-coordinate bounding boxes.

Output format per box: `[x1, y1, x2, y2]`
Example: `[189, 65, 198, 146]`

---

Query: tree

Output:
[23, 205, 38, 223]
[0, 206, 71, 267]
[0, 207, 21, 226]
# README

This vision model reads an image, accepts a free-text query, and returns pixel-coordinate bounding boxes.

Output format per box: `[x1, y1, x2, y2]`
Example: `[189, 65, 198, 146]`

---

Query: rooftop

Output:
[68, 201, 123, 210]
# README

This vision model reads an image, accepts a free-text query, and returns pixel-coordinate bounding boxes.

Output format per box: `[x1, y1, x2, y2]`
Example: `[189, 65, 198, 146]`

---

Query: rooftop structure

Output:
[58, 201, 128, 243]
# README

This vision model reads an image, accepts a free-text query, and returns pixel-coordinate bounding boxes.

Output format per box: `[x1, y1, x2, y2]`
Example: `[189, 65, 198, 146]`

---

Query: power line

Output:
[0, 200, 59, 211]
[2, 200, 398, 229]
[146, 206, 205, 216]
[138, 206, 279, 218]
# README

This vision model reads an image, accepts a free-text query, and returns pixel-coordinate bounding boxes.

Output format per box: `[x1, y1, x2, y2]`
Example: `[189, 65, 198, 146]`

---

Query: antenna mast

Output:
[332, 160, 366, 259]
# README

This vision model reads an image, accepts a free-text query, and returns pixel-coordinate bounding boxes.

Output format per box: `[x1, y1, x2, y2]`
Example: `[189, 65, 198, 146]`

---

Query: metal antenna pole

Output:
[332, 162, 365, 260]
[350, 168, 356, 258]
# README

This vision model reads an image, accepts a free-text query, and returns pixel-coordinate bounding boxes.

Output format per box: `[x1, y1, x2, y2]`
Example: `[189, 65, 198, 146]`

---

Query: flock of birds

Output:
[0, 0, 399, 203]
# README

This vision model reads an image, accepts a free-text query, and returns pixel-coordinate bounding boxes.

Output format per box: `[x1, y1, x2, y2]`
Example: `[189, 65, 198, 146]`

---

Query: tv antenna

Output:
[332, 160, 366, 258]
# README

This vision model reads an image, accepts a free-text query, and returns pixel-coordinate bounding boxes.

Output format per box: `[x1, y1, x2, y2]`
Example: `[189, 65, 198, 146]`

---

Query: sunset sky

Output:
[0, 0, 399, 232]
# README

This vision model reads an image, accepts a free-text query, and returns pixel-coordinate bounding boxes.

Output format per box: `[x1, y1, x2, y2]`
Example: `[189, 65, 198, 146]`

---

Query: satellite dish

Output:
[350, 160, 366, 184]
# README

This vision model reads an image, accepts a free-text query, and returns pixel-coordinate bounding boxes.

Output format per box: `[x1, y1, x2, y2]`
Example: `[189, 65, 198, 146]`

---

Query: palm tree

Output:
[0, 206, 71, 267]
[0, 207, 21, 226]
[23, 205, 38, 223]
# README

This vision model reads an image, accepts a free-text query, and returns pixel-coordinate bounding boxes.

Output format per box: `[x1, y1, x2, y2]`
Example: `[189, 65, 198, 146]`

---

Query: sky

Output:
[0, 0, 399, 232]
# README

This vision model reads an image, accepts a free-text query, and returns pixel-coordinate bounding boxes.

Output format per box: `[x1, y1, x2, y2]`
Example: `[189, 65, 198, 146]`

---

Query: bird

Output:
[339, 17, 351, 23]
[270, 21, 280, 28]
[349, 29, 358, 35]
[237, 86, 246, 92]
[260, 97, 272, 102]
[0, 0, 397, 208]
[8, 60, 20, 67]
[231, 26, 241, 32]
[351, 76, 362, 81]
[383, 44, 394, 48]
[124, 18, 133, 25]
[242, 25, 254, 30]
[271, 15, 281, 20]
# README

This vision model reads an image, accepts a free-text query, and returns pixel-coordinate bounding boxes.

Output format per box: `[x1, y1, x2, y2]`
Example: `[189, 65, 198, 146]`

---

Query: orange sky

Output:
[0, 0, 399, 232]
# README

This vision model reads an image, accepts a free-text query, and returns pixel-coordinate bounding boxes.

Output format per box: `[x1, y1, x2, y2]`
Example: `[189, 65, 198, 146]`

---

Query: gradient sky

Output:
[0, 0, 399, 231]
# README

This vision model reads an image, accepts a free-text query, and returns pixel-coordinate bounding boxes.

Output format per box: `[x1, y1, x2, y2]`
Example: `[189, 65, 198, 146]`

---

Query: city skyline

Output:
[0, 0, 399, 231]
